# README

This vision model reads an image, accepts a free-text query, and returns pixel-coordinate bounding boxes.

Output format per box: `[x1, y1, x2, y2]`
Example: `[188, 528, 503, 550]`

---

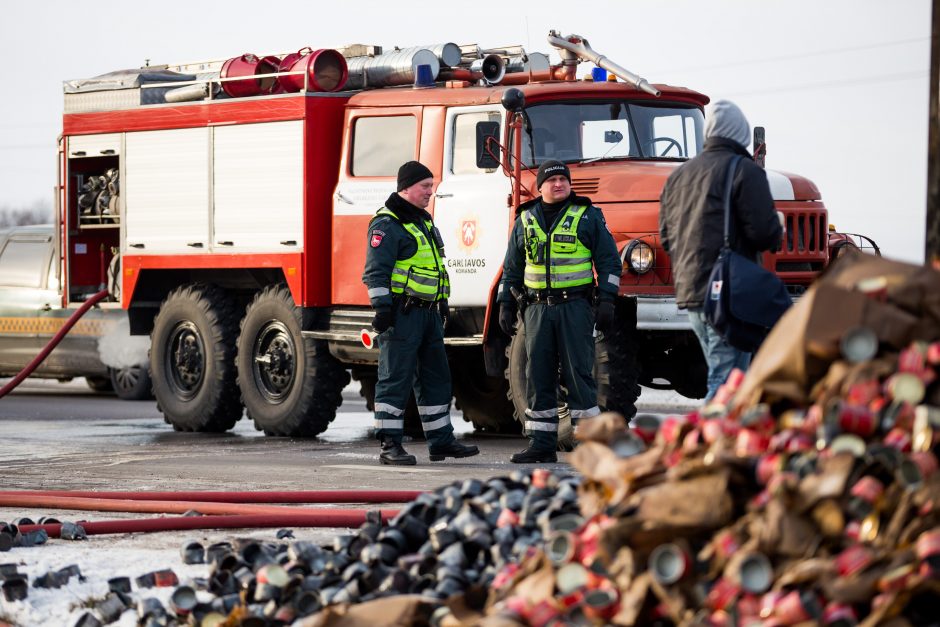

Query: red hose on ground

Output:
[0, 493, 401, 517]
[18, 511, 398, 537]
[0, 289, 110, 400]
[2, 489, 422, 503]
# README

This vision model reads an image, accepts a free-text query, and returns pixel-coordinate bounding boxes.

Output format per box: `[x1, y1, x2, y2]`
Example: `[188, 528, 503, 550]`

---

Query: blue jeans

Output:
[687, 309, 751, 401]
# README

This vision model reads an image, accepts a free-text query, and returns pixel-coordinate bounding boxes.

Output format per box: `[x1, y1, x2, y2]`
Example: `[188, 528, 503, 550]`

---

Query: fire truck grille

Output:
[778, 213, 827, 254]
[570, 177, 599, 195]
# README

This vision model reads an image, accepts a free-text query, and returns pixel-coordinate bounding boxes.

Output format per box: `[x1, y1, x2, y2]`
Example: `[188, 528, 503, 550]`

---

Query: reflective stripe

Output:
[525, 407, 559, 419]
[497, 283, 504, 295]
[551, 256, 592, 266]
[607, 273, 620, 286]
[570, 406, 601, 419]
[418, 404, 450, 416]
[375, 402, 404, 416]
[524, 271, 545, 283]
[368, 287, 390, 298]
[422, 415, 452, 432]
[553, 269, 595, 283]
[374, 419, 404, 430]
[409, 273, 439, 287]
[526, 421, 559, 432]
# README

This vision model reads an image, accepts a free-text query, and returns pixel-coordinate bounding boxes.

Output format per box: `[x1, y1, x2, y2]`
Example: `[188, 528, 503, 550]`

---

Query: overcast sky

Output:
[0, 0, 931, 262]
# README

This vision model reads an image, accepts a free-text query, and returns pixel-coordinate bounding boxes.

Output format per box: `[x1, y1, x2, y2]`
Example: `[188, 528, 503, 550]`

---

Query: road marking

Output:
[323, 464, 444, 474]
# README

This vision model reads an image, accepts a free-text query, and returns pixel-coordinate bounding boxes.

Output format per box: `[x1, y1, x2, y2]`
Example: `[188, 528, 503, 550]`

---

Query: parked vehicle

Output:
[0, 225, 151, 400]
[54, 32, 875, 437]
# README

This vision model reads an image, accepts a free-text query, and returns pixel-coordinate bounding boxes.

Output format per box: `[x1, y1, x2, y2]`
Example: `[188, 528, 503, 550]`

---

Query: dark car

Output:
[0, 225, 151, 399]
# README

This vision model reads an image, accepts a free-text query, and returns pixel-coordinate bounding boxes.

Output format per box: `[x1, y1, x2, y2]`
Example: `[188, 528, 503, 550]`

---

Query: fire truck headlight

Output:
[624, 240, 654, 274]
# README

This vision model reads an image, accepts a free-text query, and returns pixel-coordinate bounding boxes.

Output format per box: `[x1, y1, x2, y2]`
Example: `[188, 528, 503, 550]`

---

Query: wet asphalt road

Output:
[0, 377, 698, 494]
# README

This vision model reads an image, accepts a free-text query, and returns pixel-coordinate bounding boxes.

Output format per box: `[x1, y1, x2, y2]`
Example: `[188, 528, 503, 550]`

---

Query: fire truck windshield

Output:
[517, 101, 705, 166]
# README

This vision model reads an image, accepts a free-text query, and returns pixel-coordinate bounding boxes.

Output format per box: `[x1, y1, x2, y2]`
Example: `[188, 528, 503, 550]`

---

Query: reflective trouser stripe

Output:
[525, 421, 558, 432]
[375, 402, 404, 416]
[525, 407, 558, 419]
[422, 415, 452, 432]
[418, 404, 450, 415]
[374, 419, 404, 430]
[569, 406, 600, 419]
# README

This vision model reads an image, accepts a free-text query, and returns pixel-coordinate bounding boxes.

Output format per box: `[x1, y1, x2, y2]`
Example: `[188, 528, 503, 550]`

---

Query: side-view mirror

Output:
[753, 126, 766, 168]
[476, 121, 501, 169]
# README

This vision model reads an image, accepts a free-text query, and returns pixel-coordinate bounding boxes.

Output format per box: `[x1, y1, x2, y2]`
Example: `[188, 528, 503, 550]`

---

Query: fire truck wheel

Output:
[505, 329, 576, 451]
[236, 285, 350, 437]
[593, 298, 641, 421]
[151, 284, 244, 432]
[110, 364, 153, 401]
[451, 347, 520, 434]
[353, 369, 426, 440]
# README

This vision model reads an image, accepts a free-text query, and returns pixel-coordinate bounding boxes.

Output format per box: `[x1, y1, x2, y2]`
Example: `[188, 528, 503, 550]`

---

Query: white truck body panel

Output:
[67, 133, 121, 158]
[125, 128, 210, 253]
[213, 120, 303, 251]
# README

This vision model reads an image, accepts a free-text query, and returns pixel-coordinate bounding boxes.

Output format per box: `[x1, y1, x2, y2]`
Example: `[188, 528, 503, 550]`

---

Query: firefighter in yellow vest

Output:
[362, 161, 480, 465]
[498, 160, 622, 463]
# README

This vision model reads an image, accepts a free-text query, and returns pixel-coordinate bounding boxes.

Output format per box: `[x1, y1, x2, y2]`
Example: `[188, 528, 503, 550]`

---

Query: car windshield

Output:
[516, 100, 705, 166]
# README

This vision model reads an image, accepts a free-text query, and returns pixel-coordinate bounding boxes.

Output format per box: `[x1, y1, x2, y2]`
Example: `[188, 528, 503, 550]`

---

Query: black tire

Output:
[353, 368, 425, 440]
[505, 326, 576, 451]
[236, 285, 350, 437]
[451, 347, 520, 434]
[110, 364, 152, 401]
[150, 284, 243, 432]
[594, 299, 641, 420]
[85, 375, 113, 393]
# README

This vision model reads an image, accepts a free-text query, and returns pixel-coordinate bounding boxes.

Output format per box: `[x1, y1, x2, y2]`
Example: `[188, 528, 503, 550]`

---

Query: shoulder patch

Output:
[370, 229, 386, 248]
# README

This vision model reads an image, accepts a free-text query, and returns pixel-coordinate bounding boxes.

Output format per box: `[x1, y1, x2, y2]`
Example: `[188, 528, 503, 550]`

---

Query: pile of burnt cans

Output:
[470, 347, 940, 625]
[37, 472, 578, 626]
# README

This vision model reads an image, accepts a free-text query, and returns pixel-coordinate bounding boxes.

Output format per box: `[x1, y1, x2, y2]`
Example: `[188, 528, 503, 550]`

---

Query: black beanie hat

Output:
[536, 160, 571, 189]
[397, 161, 433, 191]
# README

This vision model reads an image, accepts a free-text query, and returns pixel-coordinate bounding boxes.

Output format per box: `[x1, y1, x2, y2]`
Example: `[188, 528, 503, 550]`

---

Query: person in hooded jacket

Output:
[659, 100, 783, 401]
[362, 161, 480, 465]
[498, 160, 622, 463]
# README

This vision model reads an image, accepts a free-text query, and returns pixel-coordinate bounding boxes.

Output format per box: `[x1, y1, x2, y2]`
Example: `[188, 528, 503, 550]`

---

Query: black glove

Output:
[499, 303, 518, 336]
[438, 299, 449, 328]
[594, 297, 616, 336]
[372, 308, 393, 333]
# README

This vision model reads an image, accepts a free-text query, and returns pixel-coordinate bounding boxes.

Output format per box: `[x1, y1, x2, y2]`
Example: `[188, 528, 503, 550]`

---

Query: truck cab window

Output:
[515, 101, 704, 166]
[452, 111, 501, 175]
[0, 240, 47, 288]
[351, 116, 417, 176]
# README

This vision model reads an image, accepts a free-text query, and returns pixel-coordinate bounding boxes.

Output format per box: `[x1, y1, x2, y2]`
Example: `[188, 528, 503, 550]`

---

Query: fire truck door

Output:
[432, 106, 510, 307]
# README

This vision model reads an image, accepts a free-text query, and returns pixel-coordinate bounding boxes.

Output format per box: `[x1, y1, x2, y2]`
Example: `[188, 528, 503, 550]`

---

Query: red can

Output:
[707, 577, 741, 611]
[756, 453, 785, 485]
[845, 379, 881, 406]
[822, 602, 858, 626]
[531, 467, 551, 489]
[898, 343, 927, 374]
[659, 416, 688, 445]
[916, 528, 940, 560]
[736, 428, 770, 457]
[496, 508, 519, 528]
[926, 341, 940, 365]
[702, 418, 724, 443]
[581, 586, 620, 621]
[850, 476, 885, 505]
[714, 529, 740, 560]
[837, 403, 877, 437]
[152, 569, 179, 588]
[775, 589, 822, 624]
[527, 599, 561, 627]
[834, 544, 873, 577]
[884, 427, 913, 452]
[631, 414, 660, 444]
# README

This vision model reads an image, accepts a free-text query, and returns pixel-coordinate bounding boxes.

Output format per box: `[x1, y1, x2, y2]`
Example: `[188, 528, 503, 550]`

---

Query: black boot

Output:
[379, 439, 417, 466]
[510, 443, 557, 464]
[428, 440, 480, 462]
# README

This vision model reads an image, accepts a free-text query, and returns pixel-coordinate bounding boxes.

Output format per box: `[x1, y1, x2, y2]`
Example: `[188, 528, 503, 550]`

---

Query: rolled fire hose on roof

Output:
[0, 289, 110, 400]
[0, 493, 398, 518]
[18, 512, 398, 537]
[3, 489, 422, 503]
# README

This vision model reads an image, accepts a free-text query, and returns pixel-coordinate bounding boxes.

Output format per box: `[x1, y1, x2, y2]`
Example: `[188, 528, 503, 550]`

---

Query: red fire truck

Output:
[56, 33, 862, 441]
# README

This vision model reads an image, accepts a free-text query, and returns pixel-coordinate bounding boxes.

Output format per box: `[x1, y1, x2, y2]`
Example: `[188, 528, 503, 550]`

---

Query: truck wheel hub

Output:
[253, 322, 295, 402]
[167, 322, 205, 398]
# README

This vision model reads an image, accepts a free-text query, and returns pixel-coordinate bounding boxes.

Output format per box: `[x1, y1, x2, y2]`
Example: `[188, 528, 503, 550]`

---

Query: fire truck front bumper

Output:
[634, 296, 693, 331]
